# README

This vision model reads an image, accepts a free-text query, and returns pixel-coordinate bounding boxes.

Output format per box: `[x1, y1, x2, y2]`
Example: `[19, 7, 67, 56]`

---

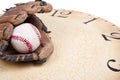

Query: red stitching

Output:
[11, 35, 33, 53]
[31, 24, 41, 43]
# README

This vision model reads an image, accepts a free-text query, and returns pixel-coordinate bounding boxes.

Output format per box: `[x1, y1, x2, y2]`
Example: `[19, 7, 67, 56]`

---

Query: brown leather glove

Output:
[0, 0, 54, 64]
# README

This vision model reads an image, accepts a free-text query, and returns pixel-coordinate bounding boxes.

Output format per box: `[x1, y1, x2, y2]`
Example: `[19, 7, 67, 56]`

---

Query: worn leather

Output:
[0, 0, 53, 64]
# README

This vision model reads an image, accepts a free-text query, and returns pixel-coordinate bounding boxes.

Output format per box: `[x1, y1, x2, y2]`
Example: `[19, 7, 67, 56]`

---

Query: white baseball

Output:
[11, 23, 41, 53]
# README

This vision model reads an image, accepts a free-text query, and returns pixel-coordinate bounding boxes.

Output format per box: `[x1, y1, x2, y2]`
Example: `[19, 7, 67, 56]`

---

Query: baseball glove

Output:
[0, 0, 54, 64]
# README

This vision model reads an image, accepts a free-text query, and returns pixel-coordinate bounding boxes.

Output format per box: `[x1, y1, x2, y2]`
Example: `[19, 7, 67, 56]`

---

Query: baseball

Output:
[11, 23, 41, 53]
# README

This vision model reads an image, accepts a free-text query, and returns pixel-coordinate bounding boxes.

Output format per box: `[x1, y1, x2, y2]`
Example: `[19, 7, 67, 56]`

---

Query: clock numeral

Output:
[84, 18, 98, 24]
[51, 10, 58, 16]
[102, 34, 111, 41]
[51, 10, 72, 18]
[102, 31, 120, 41]
[107, 59, 120, 72]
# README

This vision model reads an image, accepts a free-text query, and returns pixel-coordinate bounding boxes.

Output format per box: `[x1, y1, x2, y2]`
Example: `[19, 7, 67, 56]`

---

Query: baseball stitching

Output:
[11, 35, 32, 53]
[31, 24, 42, 43]
[11, 23, 41, 53]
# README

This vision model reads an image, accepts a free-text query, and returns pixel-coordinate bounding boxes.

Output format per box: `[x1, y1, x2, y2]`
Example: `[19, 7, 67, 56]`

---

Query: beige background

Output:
[0, 0, 120, 27]
[0, 9, 120, 80]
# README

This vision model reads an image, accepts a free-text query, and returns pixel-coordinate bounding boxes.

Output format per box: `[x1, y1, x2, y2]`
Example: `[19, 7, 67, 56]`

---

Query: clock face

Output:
[0, 9, 120, 80]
